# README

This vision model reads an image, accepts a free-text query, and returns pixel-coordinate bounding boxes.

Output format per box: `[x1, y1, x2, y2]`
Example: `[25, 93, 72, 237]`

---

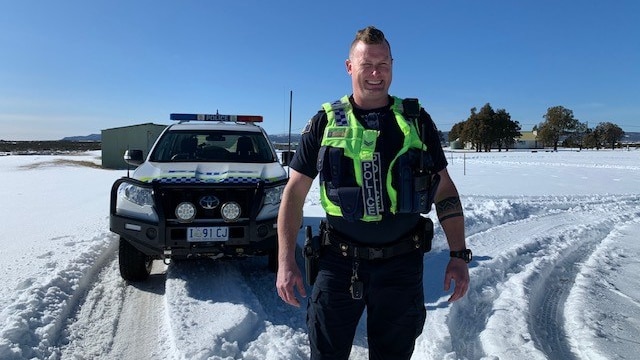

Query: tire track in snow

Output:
[0, 233, 118, 359]
[107, 261, 175, 359]
[526, 223, 613, 360]
[565, 221, 640, 359]
[60, 258, 179, 360]
[58, 247, 307, 359]
[527, 196, 640, 360]
[447, 195, 640, 360]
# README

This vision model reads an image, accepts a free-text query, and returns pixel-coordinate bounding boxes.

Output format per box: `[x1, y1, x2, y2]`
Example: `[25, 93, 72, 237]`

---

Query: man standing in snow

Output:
[276, 26, 470, 359]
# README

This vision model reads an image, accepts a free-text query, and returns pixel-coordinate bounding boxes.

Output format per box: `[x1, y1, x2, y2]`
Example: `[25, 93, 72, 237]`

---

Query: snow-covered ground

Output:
[0, 149, 639, 360]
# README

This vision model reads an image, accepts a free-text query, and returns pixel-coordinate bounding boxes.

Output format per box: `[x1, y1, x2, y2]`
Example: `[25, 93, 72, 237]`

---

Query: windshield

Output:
[149, 130, 277, 163]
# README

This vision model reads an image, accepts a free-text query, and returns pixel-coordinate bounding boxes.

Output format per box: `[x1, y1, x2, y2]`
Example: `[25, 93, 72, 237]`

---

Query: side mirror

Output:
[281, 151, 294, 166]
[124, 149, 144, 166]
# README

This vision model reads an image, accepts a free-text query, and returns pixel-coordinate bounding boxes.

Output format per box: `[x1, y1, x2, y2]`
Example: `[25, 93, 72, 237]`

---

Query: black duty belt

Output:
[321, 229, 422, 260]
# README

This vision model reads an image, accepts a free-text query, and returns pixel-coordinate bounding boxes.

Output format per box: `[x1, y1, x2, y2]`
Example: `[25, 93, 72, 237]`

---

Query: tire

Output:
[118, 237, 153, 282]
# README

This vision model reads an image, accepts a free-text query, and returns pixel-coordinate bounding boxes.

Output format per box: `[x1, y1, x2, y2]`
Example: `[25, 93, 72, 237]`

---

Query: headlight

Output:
[115, 181, 158, 222]
[264, 185, 285, 205]
[119, 183, 154, 206]
[175, 202, 196, 222]
[221, 202, 241, 222]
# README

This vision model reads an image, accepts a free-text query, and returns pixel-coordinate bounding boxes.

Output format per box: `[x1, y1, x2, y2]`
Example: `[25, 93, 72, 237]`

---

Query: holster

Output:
[419, 216, 434, 253]
[303, 221, 325, 286]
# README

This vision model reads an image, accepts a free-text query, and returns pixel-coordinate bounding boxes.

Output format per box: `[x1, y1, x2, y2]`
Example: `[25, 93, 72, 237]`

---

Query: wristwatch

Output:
[450, 249, 472, 263]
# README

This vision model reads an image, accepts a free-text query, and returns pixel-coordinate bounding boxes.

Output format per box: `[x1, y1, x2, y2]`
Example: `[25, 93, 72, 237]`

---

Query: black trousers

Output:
[307, 250, 426, 360]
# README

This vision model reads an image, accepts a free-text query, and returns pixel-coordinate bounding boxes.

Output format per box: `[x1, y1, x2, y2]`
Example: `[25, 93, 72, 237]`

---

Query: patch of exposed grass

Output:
[20, 159, 103, 170]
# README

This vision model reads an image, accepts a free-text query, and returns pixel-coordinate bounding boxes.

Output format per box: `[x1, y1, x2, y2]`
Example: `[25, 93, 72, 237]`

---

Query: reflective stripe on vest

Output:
[319, 95, 426, 221]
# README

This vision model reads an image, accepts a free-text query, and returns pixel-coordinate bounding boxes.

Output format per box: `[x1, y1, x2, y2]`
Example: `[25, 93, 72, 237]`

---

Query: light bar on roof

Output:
[170, 113, 263, 122]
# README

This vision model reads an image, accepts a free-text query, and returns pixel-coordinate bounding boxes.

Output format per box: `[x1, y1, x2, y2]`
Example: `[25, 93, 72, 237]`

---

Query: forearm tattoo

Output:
[435, 196, 464, 223]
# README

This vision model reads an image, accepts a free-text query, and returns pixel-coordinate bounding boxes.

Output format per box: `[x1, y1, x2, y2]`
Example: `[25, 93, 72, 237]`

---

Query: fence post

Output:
[464, 153, 466, 176]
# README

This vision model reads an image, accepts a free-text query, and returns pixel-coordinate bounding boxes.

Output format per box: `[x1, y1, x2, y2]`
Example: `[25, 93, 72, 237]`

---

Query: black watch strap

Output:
[450, 249, 472, 263]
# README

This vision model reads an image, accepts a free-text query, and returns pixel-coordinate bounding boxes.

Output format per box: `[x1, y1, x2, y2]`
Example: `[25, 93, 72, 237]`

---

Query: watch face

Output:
[451, 249, 472, 263]
[463, 249, 472, 262]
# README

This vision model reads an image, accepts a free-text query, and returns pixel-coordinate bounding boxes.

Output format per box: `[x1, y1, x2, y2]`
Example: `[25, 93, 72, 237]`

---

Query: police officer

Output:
[276, 26, 470, 360]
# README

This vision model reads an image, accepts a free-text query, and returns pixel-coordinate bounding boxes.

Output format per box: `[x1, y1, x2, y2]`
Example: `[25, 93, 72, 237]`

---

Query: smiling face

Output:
[346, 40, 393, 110]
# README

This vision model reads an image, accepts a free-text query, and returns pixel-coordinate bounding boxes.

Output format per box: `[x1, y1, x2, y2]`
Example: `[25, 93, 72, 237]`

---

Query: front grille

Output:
[156, 184, 262, 221]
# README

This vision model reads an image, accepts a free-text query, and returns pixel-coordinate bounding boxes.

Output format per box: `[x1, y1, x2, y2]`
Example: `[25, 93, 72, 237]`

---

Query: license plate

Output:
[187, 227, 229, 242]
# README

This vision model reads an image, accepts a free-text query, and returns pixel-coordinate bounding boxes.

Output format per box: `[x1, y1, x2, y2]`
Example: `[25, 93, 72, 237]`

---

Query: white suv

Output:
[110, 113, 290, 281]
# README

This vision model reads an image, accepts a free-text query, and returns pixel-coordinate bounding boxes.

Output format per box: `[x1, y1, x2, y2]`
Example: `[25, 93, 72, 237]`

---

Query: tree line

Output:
[447, 103, 625, 151]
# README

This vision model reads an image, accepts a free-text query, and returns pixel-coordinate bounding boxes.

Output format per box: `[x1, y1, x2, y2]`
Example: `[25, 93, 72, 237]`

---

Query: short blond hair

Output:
[349, 26, 392, 58]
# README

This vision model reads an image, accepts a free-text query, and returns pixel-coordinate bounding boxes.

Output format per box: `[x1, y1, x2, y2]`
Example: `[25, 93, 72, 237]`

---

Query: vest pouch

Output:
[325, 186, 340, 205]
[397, 152, 414, 213]
[420, 151, 440, 213]
[336, 187, 364, 222]
[318, 146, 355, 189]
[396, 149, 437, 214]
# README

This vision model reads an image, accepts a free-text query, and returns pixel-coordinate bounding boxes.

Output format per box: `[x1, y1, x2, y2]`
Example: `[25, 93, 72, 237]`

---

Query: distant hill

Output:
[269, 133, 301, 144]
[59, 133, 292, 143]
[62, 134, 101, 142]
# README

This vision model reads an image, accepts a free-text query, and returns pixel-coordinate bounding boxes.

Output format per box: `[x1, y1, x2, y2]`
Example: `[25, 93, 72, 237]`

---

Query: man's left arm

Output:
[434, 168, 469, 302]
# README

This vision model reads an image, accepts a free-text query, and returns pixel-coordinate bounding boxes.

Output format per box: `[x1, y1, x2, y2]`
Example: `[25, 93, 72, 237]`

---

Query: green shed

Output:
[101, 123, 167, 169]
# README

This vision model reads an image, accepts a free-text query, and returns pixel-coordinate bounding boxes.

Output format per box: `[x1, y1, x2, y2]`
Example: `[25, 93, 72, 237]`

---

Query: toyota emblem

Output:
[199, 195, 220, 210]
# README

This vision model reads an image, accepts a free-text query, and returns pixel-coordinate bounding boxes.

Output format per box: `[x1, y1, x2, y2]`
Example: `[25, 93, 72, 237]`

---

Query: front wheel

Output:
[119, 237, 153, 282]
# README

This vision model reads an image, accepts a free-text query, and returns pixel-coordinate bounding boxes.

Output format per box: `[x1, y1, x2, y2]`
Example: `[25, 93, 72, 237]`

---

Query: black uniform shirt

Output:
[290, 96, 448, 245]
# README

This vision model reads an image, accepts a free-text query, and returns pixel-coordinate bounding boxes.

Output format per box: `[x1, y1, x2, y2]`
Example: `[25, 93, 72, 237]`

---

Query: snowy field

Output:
[0, 149, 639, 360]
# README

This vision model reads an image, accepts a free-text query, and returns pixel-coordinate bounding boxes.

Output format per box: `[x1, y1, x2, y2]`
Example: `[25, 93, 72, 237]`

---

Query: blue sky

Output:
[1, 0, 638, 140]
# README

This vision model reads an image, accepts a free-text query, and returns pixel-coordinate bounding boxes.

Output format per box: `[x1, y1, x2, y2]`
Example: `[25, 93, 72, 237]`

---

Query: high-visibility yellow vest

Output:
[319, 95, 427, 221]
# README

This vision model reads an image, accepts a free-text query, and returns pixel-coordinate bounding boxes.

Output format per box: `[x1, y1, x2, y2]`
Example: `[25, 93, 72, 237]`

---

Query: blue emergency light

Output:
[170, 113, 263, 122]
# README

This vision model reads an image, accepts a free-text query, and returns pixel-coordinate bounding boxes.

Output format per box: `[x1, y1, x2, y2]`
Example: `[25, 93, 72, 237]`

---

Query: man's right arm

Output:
[276, 169, 314, 307]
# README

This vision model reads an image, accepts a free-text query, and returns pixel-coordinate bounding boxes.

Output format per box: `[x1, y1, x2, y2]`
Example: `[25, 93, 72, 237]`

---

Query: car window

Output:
[149, 130, 276, 163]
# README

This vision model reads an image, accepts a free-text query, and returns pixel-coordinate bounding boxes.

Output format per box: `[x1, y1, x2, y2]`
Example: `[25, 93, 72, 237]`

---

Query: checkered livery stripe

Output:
[140, 170, 286, 184]
[153, 176, 261, 184]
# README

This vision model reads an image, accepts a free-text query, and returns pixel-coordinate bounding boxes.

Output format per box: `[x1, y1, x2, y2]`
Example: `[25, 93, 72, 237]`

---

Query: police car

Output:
[110, 113, 290, 282]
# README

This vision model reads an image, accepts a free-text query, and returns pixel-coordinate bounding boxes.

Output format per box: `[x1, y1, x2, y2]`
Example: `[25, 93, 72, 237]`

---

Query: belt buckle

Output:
[368, 248, 384, 259]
